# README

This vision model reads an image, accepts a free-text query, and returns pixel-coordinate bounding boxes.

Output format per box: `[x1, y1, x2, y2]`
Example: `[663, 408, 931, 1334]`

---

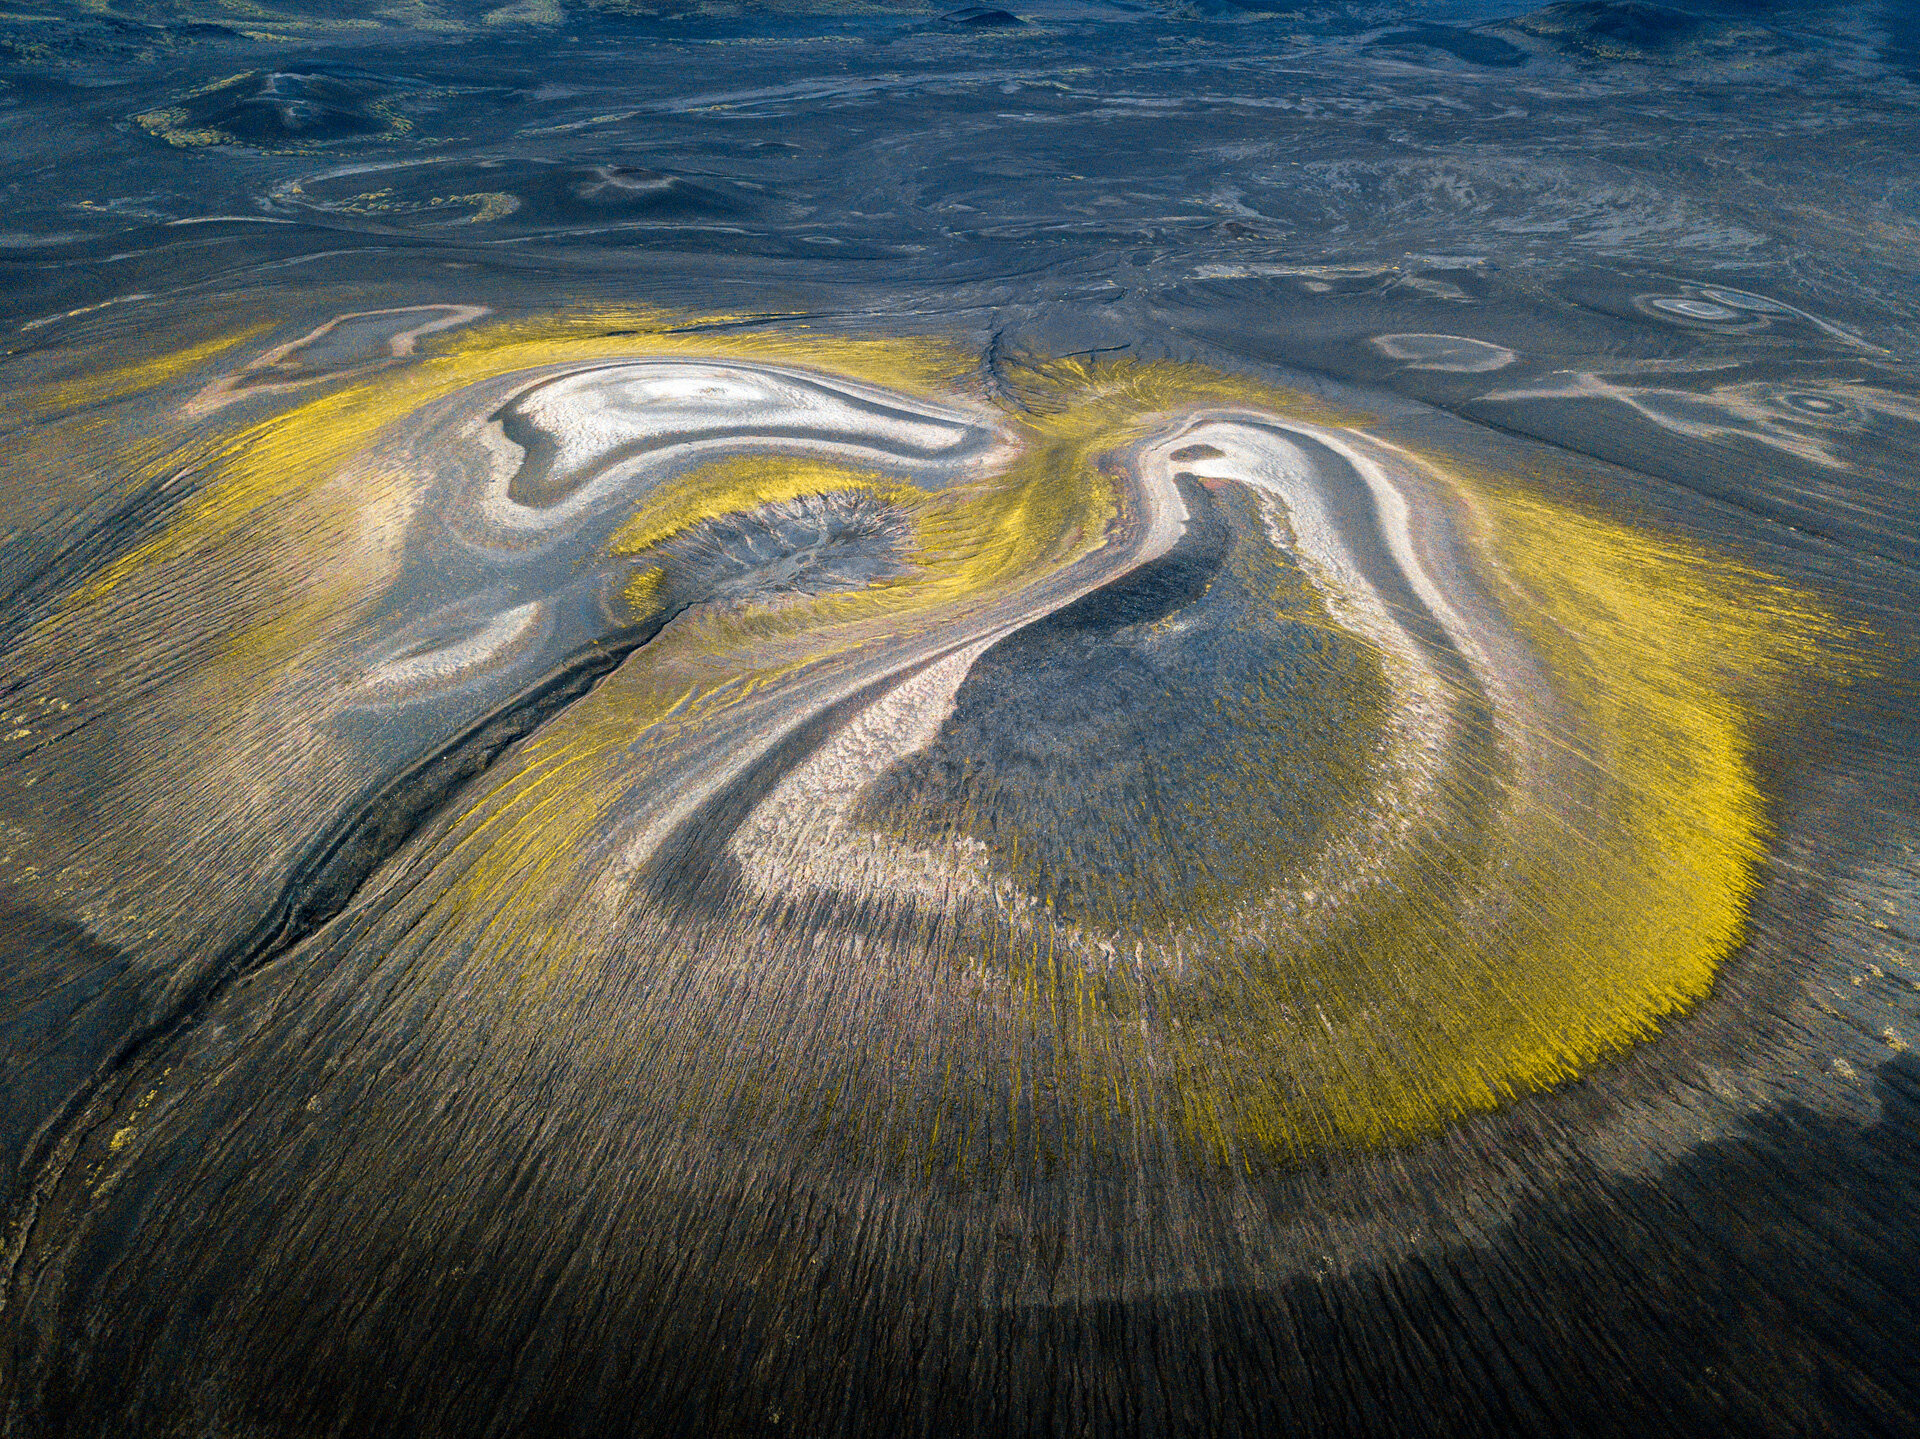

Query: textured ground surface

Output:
[0, 3, 1916, 1435]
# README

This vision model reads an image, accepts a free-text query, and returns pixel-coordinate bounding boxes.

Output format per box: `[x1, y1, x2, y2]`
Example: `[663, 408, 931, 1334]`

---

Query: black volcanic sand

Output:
[1, 3, 1918, 1437]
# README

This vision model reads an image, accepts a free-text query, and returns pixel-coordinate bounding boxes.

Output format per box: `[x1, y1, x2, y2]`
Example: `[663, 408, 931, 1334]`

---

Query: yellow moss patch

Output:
[30, 308, 1856, 1170]
[1155, 473, 1854, 1159]
[69, 306, 979, 611]
[0, 320, 278, 429]
[607, 456, 913, 558]
[621, 565, 665, 615]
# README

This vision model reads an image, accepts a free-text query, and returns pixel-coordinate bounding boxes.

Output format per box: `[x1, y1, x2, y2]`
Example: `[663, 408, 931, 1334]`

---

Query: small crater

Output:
[135, 68, 410, 150]
[660, 492, 914, 606]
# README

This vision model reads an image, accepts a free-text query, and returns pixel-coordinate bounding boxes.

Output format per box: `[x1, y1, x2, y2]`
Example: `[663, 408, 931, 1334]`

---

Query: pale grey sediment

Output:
[722, 407, 1567, 972]
[0, 12, 1911, 1435]
[0, 355, 1025, 1295]
[186, 305, 490, 413]
[607, 410, 1190, 886]
[1369, 333, 1516, 372]
[488, 359, 1006, 523]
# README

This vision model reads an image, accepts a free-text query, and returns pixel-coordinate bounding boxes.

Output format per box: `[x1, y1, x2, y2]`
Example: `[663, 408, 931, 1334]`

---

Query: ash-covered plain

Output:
[0, 3, 1916, 1437]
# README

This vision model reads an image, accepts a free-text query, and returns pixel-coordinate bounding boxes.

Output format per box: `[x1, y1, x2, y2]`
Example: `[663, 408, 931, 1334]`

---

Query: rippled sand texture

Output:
[0, 303, 1860, 1433]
